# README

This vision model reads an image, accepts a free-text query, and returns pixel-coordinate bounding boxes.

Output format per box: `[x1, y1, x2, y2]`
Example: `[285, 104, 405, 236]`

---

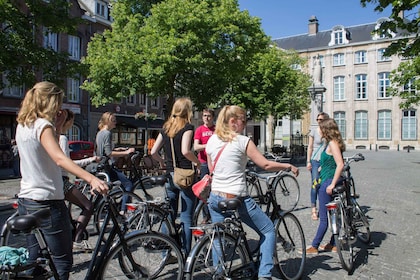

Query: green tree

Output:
[361, 0, 420, 108]
[0, 0, 84, 88]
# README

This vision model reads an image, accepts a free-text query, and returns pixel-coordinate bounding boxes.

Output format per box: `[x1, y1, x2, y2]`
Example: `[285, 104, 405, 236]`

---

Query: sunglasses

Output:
[316, 118, 324, 121]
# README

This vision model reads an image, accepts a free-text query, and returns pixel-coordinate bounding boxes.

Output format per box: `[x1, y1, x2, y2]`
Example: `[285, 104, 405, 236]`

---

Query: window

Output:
[377, 48, 391, 62]
[378, 110, 391, 140]
[403, 79, 418, 96]
[139, 94, 146, 105]
[2, 73, 24, 97]
[355, 50, 367, 64]
[96, 1, 108, 18]
[68, 35, 80, 60]
[355, 111, 368, 139]
[378, 72, 391, 98]
[333, 53, 345, 66]
[402, 110, 417, 140]
[333, 76, 345, 101]
[67, 78, 80, 102]
[318, 55, 325, 67]
[43, 29, 58, 51]
[151, 98, 158, 107]
[329, 26, 350, 46]
[126, 95, 136, 105]
[67, 125, 81, 141]
[334, 112, 346, 139]
[355, 74, 368, 100]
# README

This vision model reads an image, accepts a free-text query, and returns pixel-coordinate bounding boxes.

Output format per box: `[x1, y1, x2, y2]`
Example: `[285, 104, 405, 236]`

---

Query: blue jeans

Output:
[116, 169, 134, 212]
[311, 178, 335, 248]
[167, 172, 197, 255]
[208, 193, 275, 278]
[310, 159, 321, 207]
[18, 198, 73, 280]
[199, 163, 211, 220]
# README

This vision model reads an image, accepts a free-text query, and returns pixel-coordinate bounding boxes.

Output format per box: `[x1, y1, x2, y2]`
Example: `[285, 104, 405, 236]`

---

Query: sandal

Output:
[311, 208, 318, 220]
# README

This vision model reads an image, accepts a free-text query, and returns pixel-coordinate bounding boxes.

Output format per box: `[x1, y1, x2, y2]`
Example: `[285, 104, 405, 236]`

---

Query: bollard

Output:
[397, 144, 399, 151]
[375, 144, 378, 152]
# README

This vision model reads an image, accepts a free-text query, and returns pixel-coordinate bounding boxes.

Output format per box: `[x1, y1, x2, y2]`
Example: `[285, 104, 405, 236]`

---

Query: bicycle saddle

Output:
[218, 198, 242, 211]
[149, 175, 168, 186]
[333, 184, 346, 194]
[7, 208, 51, 234]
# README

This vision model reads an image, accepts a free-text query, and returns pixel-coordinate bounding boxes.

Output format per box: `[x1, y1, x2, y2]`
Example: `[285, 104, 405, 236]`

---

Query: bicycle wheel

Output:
[94, 190, 143, 233]
[100, 231, 184, 279]
[273, 174, 300, 212]
[186, 232, 250, 280]
[127, 204, 175, 235]
[334, 205, 354, 273]
[274, 212, 306, 280]
[191, 200, 211, 227]
[351, 198, 371, 243]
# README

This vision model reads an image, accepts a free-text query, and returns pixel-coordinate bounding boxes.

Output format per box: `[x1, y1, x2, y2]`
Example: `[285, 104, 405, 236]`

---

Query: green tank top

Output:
[319, 148, 336, 182]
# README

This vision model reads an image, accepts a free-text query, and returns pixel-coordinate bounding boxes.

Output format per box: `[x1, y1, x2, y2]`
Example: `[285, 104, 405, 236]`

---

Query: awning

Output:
[116, 115, 164, 129]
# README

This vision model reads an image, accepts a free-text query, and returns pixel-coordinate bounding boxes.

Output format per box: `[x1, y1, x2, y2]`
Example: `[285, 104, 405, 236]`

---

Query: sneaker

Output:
[73, 240, 92, 252]
[305, 246, 319, 255]
[320, 243, 337, 252]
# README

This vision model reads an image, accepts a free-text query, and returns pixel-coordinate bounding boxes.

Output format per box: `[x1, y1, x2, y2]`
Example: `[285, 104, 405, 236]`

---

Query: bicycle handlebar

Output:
[344, 153, 365, 164]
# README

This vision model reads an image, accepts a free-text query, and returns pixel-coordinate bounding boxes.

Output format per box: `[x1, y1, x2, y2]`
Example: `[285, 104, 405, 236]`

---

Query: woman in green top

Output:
[306, 118, 345, 254]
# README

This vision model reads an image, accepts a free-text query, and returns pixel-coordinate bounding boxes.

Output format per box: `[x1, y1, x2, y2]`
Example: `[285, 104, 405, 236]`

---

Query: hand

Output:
[306, 162, 311, 171]
[90, 156, 101, 163]
[90, 177, 109, 195]
[326, 184, 334, 195]
[290, 165, 300, 177]
[126, 147, 135, 154]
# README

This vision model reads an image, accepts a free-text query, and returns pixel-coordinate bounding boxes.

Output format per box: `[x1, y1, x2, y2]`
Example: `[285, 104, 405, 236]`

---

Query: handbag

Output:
[192, 143, 227, 202]
[170, 138, 195, 189]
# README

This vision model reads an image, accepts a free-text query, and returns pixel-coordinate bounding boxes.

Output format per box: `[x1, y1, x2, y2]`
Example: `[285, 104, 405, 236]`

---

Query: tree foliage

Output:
[82, 0, 311, 119]
[0, 0, 85, 89]
[361, 0, 420, 108]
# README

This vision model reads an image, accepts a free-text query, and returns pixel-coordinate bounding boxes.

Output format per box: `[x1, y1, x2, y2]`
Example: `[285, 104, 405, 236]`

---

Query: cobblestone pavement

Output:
[0, 149, 419, 279]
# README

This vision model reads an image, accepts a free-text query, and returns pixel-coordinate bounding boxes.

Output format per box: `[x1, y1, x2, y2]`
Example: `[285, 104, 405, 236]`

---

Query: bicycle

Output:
[192, 163, 300, 226]
[185, 168, 306, 280]
[0, 175, 184, 280]
[326, 153, 370, 273]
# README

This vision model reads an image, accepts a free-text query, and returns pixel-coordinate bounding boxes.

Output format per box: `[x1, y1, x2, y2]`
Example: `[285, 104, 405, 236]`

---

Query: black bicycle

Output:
[0, 178, 184, 279]
[326, 153, 370, 273]
[185, 168, 306, 280]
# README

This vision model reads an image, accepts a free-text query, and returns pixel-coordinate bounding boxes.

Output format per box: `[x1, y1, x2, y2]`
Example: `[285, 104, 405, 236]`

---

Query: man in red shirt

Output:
[194, 108, 215, 223]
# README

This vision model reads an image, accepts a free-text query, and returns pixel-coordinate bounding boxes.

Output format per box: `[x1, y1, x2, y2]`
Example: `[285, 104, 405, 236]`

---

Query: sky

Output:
[238, 0, 392, 39]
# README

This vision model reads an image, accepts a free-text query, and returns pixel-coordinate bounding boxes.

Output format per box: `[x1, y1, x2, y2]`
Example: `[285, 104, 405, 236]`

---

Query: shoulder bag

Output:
[192, 143, 227, 202]
[171, 138, 195, 189]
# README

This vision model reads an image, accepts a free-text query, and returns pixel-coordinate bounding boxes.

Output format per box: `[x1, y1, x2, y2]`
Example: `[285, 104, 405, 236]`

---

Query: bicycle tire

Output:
[334, 204, 354, 273]
[273, 174, 300, 212]
[185, 232, 250, 280]
[274, 212, 306, 280]
[99, 231, 184, 279]
[127, 204, 175, 235]
[93, 191, 143, 233]
[351, 198, 371, 243]
[191, 200, 211, 227]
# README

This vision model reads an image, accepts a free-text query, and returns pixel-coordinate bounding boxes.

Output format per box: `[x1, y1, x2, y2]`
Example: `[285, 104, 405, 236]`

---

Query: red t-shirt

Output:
[194, 125, 215, 163]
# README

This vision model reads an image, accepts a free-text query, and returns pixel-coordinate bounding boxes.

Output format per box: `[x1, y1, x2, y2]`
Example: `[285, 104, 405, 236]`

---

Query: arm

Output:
[325, 140, 344, 195]
[40, 126, 108, 194]
[151, 133, 165, 168]
[74, 156, 100, 168]
[247, 140, 299, 177]
[181, 130, 201, 168]
[193, 139, 206, 153]
[306, 135, 314, 170]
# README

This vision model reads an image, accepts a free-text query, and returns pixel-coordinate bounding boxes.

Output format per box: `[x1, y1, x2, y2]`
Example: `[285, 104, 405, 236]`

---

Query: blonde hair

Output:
[17, 81, 64, 126]
[98, 112, 115, 130]
[215, 105, 246, 142]
[163, 98, 193, 138]
[319, 119, 346, 152]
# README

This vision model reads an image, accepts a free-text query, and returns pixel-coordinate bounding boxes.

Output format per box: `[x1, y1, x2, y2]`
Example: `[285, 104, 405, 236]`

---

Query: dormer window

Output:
[329, 25, 350, 46]
[96, 1, 108, 18]
[372, 17, 395, 40]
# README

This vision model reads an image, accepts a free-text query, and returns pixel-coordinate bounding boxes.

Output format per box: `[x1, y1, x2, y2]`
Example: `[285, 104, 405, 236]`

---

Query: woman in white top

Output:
[205, 105, 299, 280]
[16, 81, 108, 279]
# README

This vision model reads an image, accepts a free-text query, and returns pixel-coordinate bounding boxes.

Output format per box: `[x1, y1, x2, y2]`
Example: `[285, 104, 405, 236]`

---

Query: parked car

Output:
[68, 141, 94, 160]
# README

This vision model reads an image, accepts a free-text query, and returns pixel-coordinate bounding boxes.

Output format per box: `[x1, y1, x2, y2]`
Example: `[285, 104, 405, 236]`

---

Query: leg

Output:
[239, 197, 275, 278]
[117, 170, 134, 212]
[18, 199, 73, 280]
[166, 173, 180, 223]
[180, 186, 197, 255]
[310, 160, 321, 219]
[311, 179, 332, 248]
[65, 187, 93, 243]
[199, 164, 211, 222]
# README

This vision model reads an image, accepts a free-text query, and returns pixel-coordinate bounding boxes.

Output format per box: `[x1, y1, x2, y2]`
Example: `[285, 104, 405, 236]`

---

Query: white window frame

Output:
[66, 125, 81, 141]
[139, 94, 146, 105]
[334, 112, 346, 139]
[355, 50, 367, 64]
[151, 98, 158, 108]
[328, 25, 350, 46]
[377, 110, 392, 140]
[355, 111, 368, 140]
[378, 72, 391, 99]
[355, 74, 368, 100]
[333, 76, 345, 101]
[68, 35, 81, 60]
[67, 78, 80, 102]
[43, 28, 58, 52]
[377, 48, 391, 62]
[2, 73, 24, 97]
[402, 110, 417, 140]
[333, 53, 345, 66]
[126, 95, 136, 105]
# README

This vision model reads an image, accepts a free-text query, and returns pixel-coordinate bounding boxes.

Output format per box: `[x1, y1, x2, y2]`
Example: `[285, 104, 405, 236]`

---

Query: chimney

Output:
[308, 16, 319, 35]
